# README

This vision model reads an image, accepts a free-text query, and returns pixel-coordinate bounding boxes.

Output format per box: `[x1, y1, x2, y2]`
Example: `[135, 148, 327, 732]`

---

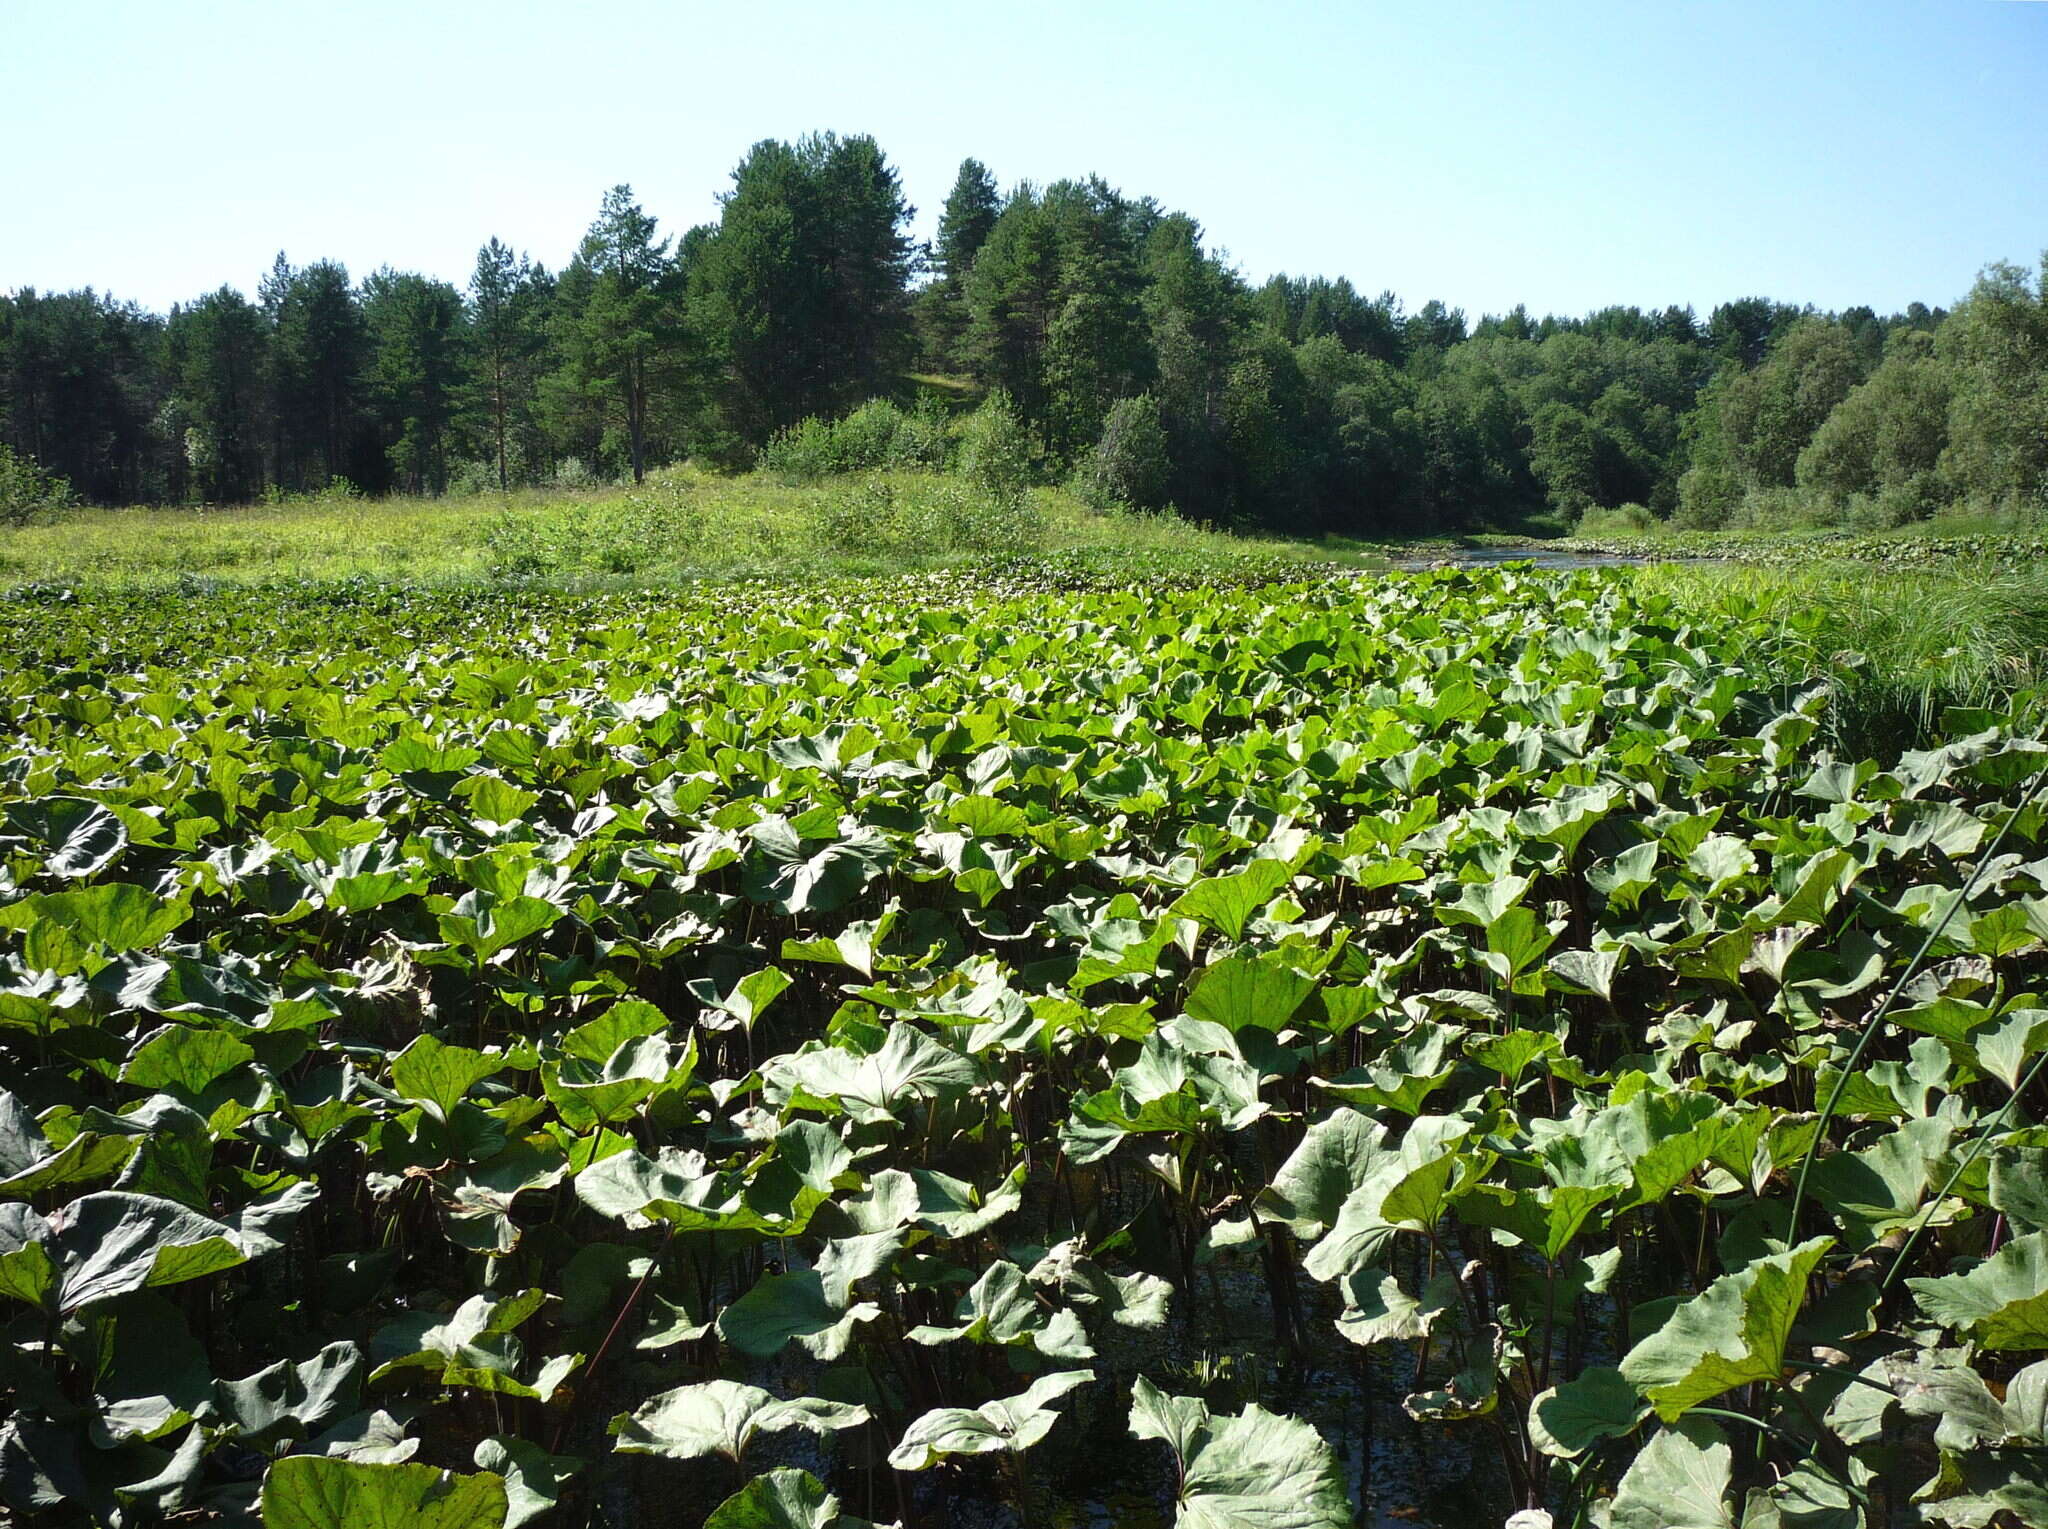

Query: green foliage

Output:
[6, 143, 2044, 533]
[0, 561, 2045, 1525]
[957, 389, 1036, 499]
[1077, 391, 1171, 510]
[757, 398, 946, 483]
[686, 134, 916, 451]
[0, 444, 72, 527]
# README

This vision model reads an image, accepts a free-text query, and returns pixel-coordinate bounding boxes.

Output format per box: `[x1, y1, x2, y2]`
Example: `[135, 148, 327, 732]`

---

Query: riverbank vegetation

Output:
[4, 134, 2045, 539]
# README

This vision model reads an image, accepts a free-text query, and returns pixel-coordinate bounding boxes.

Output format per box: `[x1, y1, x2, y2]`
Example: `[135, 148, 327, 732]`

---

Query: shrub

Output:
[0, 446, 75, 527]
[1572, 502, 1656, 537]
[889, 394, 953, 471]
[548, 456, 604, 491]
[815, 478, 901, 553]
[483, 511, 568, 579]
[957, 391, 1036, 501]
[809, 476, 1047, 559]
[931, 481, 1047, 554]
[447, 460, 501, 498]
[582, 471, 699, 573]
[760, 399, 914, 483]
[1078, 393, 1171, 510]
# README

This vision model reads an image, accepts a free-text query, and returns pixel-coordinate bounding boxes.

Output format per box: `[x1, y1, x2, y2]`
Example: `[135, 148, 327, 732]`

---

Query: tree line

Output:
[4, 131, 2045, 533]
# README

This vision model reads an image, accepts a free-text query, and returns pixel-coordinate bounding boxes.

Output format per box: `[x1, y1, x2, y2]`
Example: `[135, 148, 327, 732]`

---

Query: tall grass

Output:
[0, 466, 1319, 591]
[1641, 560, 2048, 755]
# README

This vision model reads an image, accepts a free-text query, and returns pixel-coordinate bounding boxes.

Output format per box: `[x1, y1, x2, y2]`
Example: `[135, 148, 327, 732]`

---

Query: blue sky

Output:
[3, 0, 2044, 320]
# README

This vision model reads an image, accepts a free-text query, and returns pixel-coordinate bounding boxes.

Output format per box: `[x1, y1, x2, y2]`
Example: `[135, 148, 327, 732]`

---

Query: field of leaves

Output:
[5, 563, 2048, 1529]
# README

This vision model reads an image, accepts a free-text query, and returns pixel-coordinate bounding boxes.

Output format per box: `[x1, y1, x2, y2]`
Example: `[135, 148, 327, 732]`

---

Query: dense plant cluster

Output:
[5, 567, 2048, 1527]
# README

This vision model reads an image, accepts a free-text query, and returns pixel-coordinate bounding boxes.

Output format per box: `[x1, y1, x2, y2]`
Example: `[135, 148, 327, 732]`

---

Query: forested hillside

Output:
[4, 131, 2045, 534]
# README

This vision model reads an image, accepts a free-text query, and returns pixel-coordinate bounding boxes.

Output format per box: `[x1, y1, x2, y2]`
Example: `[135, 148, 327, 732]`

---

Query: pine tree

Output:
[466, 238, 549, 491]
[552, 186, 681, 483]
[688, 135, 914, 451]
[362, 270, 466, 495]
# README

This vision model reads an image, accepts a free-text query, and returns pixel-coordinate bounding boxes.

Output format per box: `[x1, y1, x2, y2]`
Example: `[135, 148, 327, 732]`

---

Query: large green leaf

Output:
[1527, 1365, 1645, 1457]
[886, 1370, 1092, 1470]
[1605, 1420, 1733, 1529]
[1911, 1231, 2048, 1350]
[1127, 1377, 1350, 1529]
[259, 1457, 507, 1529]
[701, 1468, 880, 1529]
[1620, 1237, 1832, 1420]
[1183, 950, 1318, 1032]
[1171, 858, 1295, 941]
[0, 883, 187, 953]
[391, 1036, 506, 1122]
[717, 1271, 878, 1360]
[745, 818, 893, 915]
[609, 1380, 867, 1462]
[471, 1439, 579, 1529]
[765, 1026, 978, 1125]
[2, 1192, 252, 1312]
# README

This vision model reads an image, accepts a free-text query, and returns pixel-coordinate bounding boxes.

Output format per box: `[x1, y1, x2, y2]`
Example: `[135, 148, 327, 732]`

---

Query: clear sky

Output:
[3, 0, 2044, 321]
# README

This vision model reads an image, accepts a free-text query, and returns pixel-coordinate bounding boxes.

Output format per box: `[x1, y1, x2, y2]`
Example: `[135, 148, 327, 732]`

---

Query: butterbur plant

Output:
[1, 566, 2047, 1526]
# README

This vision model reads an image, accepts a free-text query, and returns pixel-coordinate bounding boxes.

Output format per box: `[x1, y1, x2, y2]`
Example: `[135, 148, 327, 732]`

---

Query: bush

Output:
[548, 456, 604, 491]
[889, 394, 953, 472]
[263, 477, 364, 510]
[483, 511, 568, 579]
[815, 478, 902, 553]
[447, 460, 501, 498]
[1077, 393, 1171, 510]
[1572, 502, 1656, 538]
[0, 446, 75, 527]
[957, 391, 1036, 501]
[761, 399, 914, 483]
[810, 476, 1047, 559]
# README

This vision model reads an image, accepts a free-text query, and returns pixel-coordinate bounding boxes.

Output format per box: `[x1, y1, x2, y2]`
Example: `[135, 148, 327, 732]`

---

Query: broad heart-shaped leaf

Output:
[1528, 1365, 1646, 1457]
[1312, 1023, 1461, 1115]
[1127, 1377, 1350, 1529]
[0, 1090, 132, 1199]
[718, 1271, 878, 1360]
[1910, 1231, 2048, 1349]
[1256, 1111, 1392, 1240]
[702, 1467, 882, 1529]
[905, 1260, 1095, 1362]
[1476, 905, 1557, 993]
[1171, 858, 1295, 942]
[472, 1439, 580, 1529]
[609, 1379, 867, 1462]
[391, 1035, 506, 1122]
[370, 1289, 574, 1400]
[435, 893, 562, 962]
[120, 1025, 256, 1101]
[1026, 1240, 1172, 1329]
[1183, 950, 1318, 1032]
[886, 1370, 1092, 1470]
[764, 1025, 979, 1125]
[215, 1342, 363, 1449]
[1457, 1182, 1616, 1263]
[259, 1456, 508, 1529]
[9, 1192, 250, 1312]
[1062, 1033, 1266, 1164]
[0, 882, 187, 952]
[744, 817, 894, 915]
[1605, 1419, 1733, 1529]
[7, 797, 126, 879]
[1334, 1270, 1453, 1347]
[1620, 1237, 1832, 1421]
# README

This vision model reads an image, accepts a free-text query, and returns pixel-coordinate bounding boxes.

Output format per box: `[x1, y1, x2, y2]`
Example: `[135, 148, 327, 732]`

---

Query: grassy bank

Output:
[1640, 557, 2048, 754]
[0, 467, 1328, 590]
